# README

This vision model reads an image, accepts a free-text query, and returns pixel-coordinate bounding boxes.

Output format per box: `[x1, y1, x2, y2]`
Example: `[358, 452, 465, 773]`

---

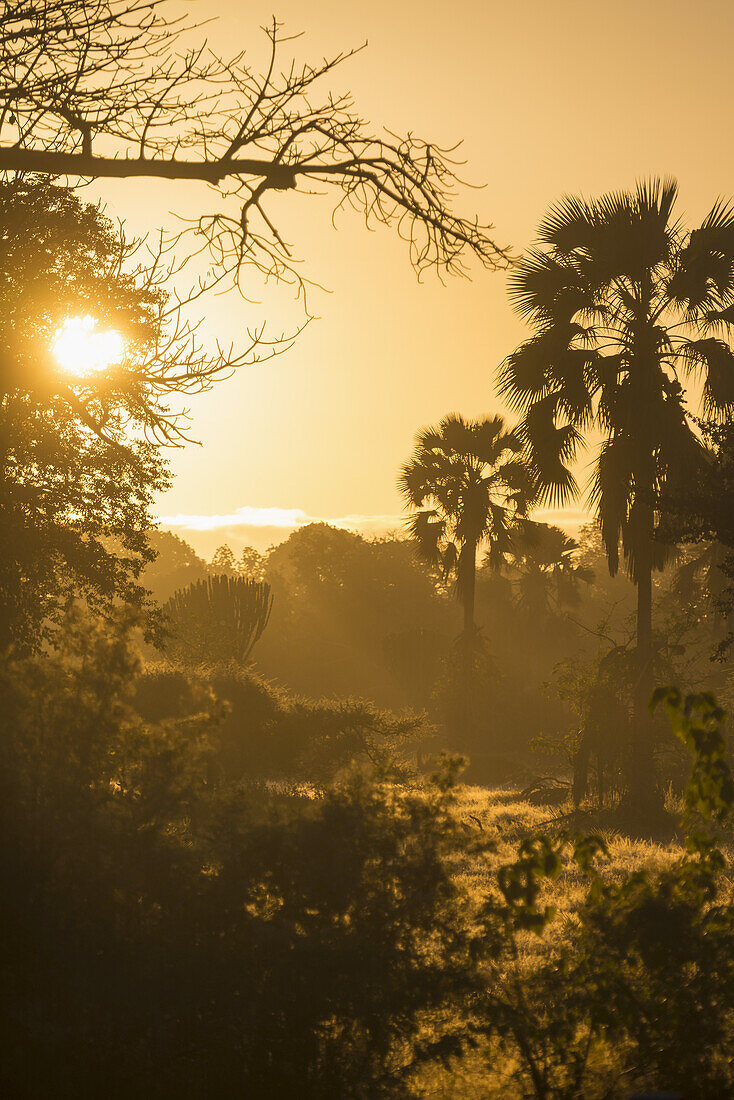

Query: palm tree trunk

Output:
[460, 539, 477, 745]
[631, 506, 655, 815]
[462, 541, 476, 640]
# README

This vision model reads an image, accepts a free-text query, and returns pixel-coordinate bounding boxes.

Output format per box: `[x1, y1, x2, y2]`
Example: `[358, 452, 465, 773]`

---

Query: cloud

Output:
[533, 507, 593, 533]
[156, 503, 593, 559]
[156, 505, 406, 557]
[158, 506, 314, 532]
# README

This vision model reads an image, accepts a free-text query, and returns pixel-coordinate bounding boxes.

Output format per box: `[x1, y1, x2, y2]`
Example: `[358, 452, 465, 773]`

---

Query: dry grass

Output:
[450, 784, 685, 926]
[410, 783, 718, 1099]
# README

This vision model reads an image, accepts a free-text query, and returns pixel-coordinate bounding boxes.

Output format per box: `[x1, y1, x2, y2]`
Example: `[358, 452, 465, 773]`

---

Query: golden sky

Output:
[90, 0, 734, 555]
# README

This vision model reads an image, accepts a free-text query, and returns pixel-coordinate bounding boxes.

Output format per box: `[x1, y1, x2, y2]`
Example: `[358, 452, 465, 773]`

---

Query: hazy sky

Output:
[90, 0, 734, 555]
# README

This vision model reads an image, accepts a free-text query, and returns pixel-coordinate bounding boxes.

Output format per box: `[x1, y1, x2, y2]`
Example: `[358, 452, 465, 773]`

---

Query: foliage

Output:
[507, 520, 593, 619]
[141, 529, 209, 602]
[163, 574, 273, 665]
[259, 524, 456, 704]
[211, 543, 266, 581]
[467, 688, 734, 1098]
[500, 177, 734, 801]
[657, 419, 734, 658]
[500, 179, 734, 558]
[133, 662, 432, 784]
[0, 610, 478, 1099]
[0, 177, 171, 650]
[399, 413, 534, 633]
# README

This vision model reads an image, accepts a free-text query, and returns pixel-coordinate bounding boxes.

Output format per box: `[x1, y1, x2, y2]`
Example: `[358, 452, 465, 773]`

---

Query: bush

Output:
[0, 612, 473, 1097]
[467, 689, 734, 1098]
[133, 662, 433, 783]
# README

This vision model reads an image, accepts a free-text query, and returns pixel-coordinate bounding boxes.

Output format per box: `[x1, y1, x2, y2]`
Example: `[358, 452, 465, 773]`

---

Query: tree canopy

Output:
[399, 413, 533, 635]
[0, 177, 173, 648]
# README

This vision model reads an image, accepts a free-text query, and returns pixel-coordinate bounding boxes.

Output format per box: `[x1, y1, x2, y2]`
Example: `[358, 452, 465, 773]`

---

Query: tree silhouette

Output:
[210, 544, 266, 581]
[0, 3, 508, 294]
[0, 178, 174, 649]
[508, 521, 593, 619]
[164, 574, 273, 665]
[0, 176, 287, 448]
[210, 545, 240, 577]
[499, 177, 734, 809]
[399, 413, 533, 641]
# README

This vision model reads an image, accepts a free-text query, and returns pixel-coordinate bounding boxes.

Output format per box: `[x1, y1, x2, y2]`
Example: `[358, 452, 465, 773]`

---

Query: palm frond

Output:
[398, 460, 434, 507]
[520, 396, 582, 507]
[497, 337, 552, 411]
[507, 248, 589, 323]
[405, 508, 445, 566]
[680, 337, 734, 416]
[587, 436, 633, 575]
[536, 193, 597, 254]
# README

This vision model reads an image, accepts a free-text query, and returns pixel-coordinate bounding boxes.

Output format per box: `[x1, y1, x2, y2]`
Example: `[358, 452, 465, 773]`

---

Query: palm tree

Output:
[498, 178, 734, 808]
[508, 520, 593, 620]
[399, 413, 533, 641]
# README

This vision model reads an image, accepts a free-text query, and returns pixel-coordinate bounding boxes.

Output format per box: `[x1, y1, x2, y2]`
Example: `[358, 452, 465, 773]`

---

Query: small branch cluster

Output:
[61, 225, 300, 447]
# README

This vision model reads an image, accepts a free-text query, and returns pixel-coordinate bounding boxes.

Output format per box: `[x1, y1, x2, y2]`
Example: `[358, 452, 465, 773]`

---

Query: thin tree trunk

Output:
[631, 506, 656, 816]
[460, 540, 477, 746]
[463, 541, 476, 640]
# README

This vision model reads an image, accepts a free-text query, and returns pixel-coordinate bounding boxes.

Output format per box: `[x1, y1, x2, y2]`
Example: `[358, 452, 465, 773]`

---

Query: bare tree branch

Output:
[0, 2, 510, 294]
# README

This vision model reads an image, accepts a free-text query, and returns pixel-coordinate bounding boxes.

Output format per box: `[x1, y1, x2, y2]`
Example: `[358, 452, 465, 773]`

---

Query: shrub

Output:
[134, 662, 433, 783]
[468, 689, 734, 1098]
[0, 611, 476, 1098]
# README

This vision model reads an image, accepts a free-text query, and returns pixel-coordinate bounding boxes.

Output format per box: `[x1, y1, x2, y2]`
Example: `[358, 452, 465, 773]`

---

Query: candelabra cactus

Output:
[164, 574, 273, 665]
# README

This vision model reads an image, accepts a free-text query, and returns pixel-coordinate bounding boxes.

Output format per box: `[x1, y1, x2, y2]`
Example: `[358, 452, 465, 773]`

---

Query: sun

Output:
[53, 315, 124, 376]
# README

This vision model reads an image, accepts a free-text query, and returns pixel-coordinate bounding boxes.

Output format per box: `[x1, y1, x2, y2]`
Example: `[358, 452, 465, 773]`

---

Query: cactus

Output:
[164, 574, 273, 665]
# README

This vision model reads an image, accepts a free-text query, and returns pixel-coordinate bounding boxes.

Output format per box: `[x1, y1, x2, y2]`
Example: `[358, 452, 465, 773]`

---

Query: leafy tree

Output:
[259, 525, 455, 703]
[210, 544, 239, 577]
[0, 178, 173, 648]
[469, 688, 734, 1098]
[238, 545, 266, 582]
[500, 178, 734, 809]
[0, 175, 275, 447]
[0, 608, 478, 1098]
[399, 413, 533, 640]
[141, 530, 208, 603]
[134, 662, 432, 785]
[210, 543, 266, 581]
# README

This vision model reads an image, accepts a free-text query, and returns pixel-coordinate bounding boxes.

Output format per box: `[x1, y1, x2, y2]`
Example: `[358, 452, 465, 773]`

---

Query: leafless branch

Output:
[0, 2, 510, 298]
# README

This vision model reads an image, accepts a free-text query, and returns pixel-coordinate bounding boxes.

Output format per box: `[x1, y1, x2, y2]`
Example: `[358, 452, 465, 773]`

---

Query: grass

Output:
[452, 782, 686, 908]
[410, 782, 732, 1099]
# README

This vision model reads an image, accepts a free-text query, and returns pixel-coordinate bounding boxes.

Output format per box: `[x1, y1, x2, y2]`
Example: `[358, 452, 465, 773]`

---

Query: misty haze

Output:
[2, 2, 734, 1097]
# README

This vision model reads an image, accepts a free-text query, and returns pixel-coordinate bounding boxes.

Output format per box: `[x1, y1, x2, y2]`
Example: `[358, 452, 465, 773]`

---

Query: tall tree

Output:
[499, 178, 734, 809]
[399, 413, 533, 641]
